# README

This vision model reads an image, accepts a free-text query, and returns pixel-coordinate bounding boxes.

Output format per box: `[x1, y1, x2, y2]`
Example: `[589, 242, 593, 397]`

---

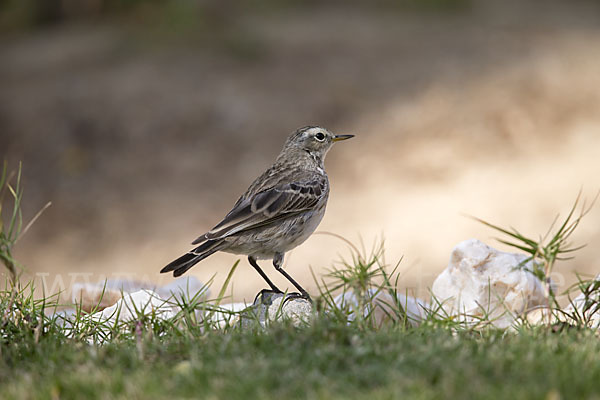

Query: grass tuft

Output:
[0, 161, 51, 284]
[470, 191, 598, 315]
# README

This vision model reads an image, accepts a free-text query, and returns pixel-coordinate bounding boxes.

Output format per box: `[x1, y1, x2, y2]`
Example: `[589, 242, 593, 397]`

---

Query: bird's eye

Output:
[315, 132, 325, 141]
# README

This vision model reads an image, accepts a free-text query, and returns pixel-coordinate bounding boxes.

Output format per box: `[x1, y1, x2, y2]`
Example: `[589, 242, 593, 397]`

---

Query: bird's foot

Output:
[253, 288, 284, 305]
[282, 291, 312, 305]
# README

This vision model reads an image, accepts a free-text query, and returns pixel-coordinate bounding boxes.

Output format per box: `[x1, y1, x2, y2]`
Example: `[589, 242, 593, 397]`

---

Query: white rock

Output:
[523, 306, 559, 326]
[72, 277, 209, 314]
[333, 289, 428, 327]
[385, 292, 428, 326]
[431, 238, 547, 328]
[89, 289, 175, 326]
[48, 308, 77, 328]
[563, 274, 600, 328]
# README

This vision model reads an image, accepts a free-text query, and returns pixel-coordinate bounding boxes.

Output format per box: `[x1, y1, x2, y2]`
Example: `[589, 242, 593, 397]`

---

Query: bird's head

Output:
[283, 126, 354, 162]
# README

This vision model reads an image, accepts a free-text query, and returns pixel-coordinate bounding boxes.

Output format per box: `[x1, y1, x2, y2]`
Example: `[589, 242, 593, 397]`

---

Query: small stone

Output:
[373, 292, 428, 327]
[562, 274, 600, 329]
[47, 307, 77, 328]
[333, 289, 428, 327]
[268, 294, 313, 325]
[239, 291, 313, 328]
[524, 306, 557, 326]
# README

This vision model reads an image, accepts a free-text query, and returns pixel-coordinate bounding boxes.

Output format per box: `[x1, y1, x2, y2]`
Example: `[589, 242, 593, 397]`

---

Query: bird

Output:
[160, 126, 354, 299]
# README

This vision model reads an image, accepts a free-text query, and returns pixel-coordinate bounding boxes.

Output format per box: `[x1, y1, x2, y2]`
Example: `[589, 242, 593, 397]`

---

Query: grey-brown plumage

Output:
[161, 126, 354, 298]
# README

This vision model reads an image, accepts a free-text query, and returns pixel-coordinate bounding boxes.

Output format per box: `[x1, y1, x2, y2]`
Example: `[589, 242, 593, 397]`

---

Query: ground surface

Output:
[2, 321, 600, 399]
[1, 0, 600, 302]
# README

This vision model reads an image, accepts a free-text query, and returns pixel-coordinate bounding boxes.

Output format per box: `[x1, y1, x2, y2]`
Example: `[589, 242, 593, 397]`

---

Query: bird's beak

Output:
[332, 134, 355, 142]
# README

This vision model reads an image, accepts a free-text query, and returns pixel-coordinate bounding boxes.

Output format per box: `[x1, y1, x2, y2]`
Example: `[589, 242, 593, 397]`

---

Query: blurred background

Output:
[1, 0, 600, 302]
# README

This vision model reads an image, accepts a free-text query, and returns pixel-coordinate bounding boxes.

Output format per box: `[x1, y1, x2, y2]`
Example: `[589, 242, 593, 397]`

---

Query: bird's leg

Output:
[273, 253, 312, 302]
[248, 256, 282, 294]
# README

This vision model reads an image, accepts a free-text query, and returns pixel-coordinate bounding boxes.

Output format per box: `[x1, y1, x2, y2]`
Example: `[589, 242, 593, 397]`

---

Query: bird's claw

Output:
[282, 291, 312, 305]
[254, 288, 284, 304]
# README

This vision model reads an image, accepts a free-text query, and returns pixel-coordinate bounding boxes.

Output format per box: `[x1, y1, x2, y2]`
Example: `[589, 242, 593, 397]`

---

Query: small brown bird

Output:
[161, 126, 354, 298]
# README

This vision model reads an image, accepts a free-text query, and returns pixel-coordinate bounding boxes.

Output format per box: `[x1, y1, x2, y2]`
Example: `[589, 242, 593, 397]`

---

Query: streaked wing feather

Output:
[205, 178, 325, 240]
[264, 192, 288, 217]
[191, 234, 208, 245]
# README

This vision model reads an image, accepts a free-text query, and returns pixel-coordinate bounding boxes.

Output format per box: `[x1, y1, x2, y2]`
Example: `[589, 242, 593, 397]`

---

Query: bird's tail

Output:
[161, 239, 225, 277]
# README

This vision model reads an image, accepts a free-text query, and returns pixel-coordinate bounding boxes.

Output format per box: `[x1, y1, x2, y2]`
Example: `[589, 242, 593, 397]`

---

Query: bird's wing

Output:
[193, 176, 327, 243]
